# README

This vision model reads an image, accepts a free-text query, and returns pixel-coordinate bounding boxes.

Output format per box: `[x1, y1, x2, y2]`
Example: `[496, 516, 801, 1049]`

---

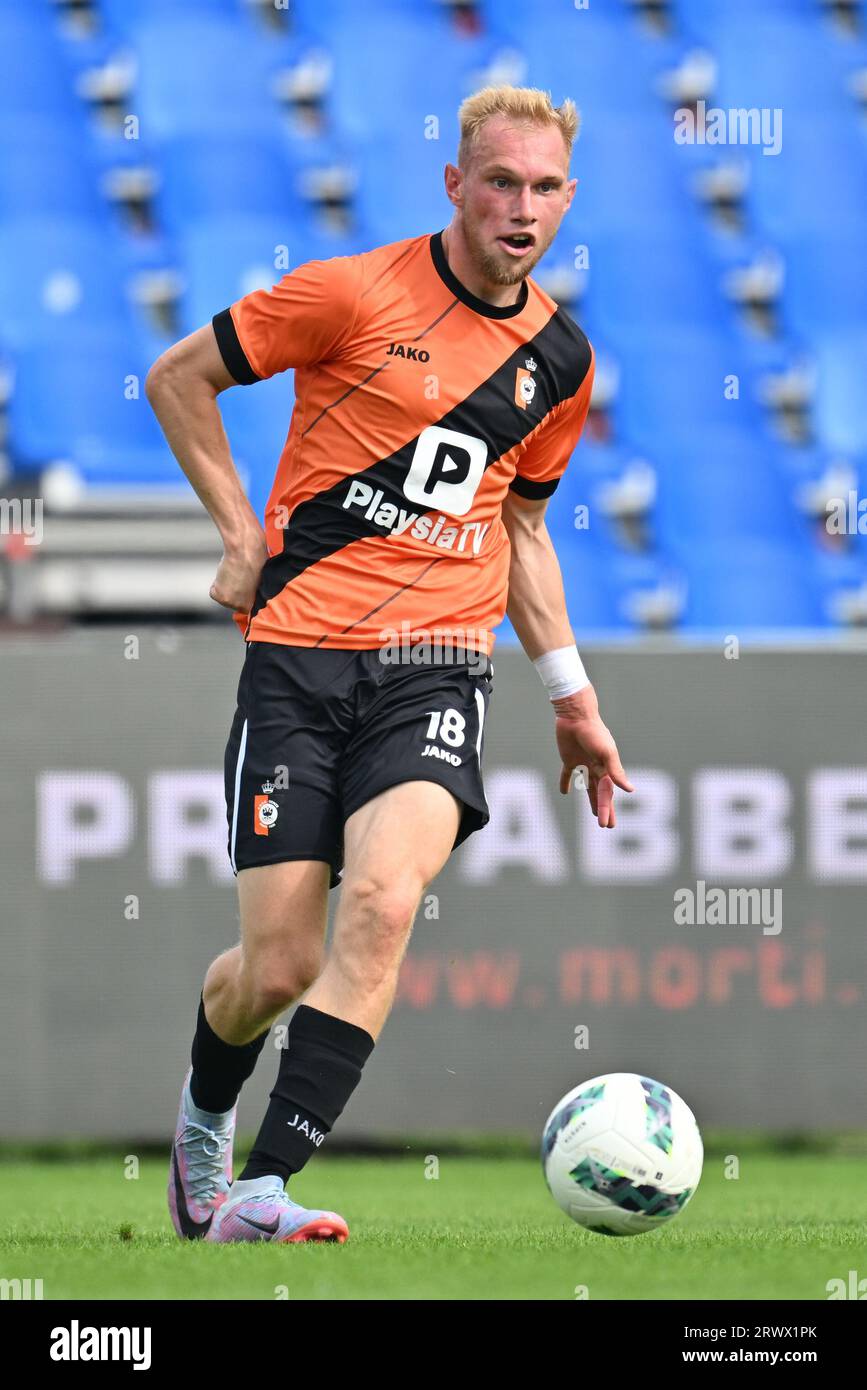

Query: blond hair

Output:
[457, 84, 579, 168]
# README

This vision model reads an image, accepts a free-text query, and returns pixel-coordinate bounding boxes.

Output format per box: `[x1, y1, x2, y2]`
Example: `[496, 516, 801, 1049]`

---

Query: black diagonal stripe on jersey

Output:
[249, 307, 591, 622]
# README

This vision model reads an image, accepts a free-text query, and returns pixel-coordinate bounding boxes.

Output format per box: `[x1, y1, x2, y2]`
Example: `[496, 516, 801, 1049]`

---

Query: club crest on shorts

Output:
[254, 779, 279, 836]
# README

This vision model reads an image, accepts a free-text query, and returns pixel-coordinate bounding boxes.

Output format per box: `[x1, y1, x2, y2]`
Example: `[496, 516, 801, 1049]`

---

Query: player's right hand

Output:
[209, 528, 269, 615]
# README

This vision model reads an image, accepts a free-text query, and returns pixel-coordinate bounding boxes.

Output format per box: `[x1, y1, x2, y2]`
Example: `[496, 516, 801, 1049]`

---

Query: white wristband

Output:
[533, 645, 590, 700]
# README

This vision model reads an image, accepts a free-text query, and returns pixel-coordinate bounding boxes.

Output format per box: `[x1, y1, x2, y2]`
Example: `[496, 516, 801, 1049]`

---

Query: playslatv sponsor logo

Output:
[342, 479, 490, 554]
[50, 1320, 152, 1370]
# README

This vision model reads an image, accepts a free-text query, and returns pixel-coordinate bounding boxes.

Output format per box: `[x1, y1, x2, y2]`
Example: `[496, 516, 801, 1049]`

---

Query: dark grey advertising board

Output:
[1, 628, 864, 1139]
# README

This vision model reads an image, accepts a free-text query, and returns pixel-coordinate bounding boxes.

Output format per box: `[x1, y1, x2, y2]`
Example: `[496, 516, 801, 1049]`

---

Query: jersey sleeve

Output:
[509, 345, 595, 499]
[212, 254, 363, 384]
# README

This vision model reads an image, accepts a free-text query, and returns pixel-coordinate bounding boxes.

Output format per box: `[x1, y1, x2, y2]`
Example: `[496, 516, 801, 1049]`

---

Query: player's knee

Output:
[245, 950, 323, 1013]
[335, 877, 421, 994]
[248, 975, 307, 1016]
[344, 874, 420, 941]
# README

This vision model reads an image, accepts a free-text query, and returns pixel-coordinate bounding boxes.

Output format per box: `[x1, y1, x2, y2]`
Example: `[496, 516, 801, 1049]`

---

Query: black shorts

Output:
[224, 640, 493, 888]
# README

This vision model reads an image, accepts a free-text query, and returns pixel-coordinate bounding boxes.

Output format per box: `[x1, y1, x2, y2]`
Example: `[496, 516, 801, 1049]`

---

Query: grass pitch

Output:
[1, 1151, 865, 1301]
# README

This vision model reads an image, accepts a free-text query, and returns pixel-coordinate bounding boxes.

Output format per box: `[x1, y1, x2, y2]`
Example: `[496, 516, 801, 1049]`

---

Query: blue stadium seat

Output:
[132, 18, 283, 139]
[0, 119, 106, 222]
[0, 217, 135, 348]
[584, 234, 729, 343]
[8, 332, 174, 487]
[678, 540, 829, 629]
[326, 10, 498, 143]
[155, 134, 307, 234]
[0, 12, 83, 120]
[814, 536, 867, 584]
[292, 0, 441, 44]
[675, 0, 834, 22]
[812, 330, 867, 455]
[98, 0, 243, 41]
[780, 235, 867, 339]
[610, 329, 767, 448]
[746, 116, 867, 247]
[651, 429, 810, 556]
[677, 6, 866, 114]
[558, 439, 650, 490]
[547, 440, 659, 558]
[353, 135, 456, 243]
[555, 533, 633, 632]
[574, 114, 708, 244]
[482, 0, 683, 116]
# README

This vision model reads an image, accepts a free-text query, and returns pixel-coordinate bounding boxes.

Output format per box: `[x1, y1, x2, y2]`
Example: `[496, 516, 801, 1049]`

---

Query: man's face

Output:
[451, 115, 577, 285]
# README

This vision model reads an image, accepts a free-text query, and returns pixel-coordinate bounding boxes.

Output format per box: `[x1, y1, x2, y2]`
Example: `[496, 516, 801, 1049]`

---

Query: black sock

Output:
[239, 1004, 375, 1185]
[189, 992, 270, 1114]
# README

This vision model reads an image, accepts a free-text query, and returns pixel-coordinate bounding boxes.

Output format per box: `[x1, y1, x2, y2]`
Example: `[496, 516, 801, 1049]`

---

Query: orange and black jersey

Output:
[213, 228, 594, 654]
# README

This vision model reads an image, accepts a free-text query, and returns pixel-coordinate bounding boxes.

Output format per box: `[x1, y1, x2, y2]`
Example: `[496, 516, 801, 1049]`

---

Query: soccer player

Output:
[146, 84, 633, 1244]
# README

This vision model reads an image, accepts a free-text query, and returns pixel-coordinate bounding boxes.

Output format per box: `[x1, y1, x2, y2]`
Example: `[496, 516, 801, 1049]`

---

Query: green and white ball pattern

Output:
[541, 1072, 704, 1236]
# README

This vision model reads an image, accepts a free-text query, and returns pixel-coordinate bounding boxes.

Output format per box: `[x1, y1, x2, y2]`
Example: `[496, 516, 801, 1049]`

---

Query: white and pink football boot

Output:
[168, 1068, 235, 1240]
[206, 1175, 349, 1244]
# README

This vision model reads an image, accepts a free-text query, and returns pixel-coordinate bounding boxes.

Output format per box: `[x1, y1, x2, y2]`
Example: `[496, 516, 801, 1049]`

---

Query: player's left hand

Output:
[209, 525, 268, 615]
[552, 685, 633, 828]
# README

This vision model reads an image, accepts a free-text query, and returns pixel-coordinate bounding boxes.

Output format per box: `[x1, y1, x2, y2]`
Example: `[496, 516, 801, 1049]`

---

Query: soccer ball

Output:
[541, 1072, 703, 1236]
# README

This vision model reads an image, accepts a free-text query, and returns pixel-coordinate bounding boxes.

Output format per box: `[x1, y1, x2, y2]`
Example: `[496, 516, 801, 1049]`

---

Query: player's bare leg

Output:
[168, 859, 329, 1239]
[204, 858, 331, 1044]
[207, 780, 462, 1243]
[304, 780, 461, 1038]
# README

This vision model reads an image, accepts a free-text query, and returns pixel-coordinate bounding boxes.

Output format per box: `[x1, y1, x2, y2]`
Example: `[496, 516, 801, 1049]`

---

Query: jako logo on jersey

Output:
[254, 779, 279, 836]
[404, 425, 488, 516]
[342, 480, 490, 554]
[386, 342, 430, 362]
[515, 356, 538, 409]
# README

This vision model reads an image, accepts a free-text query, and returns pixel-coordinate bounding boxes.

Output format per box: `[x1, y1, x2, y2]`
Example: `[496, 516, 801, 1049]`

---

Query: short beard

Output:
[463, 216, 546, 286]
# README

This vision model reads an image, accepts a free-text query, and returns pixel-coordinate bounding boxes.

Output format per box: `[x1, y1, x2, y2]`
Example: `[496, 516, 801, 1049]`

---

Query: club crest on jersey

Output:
[515, 357, 537, 410]
[254, 779, 279, 836]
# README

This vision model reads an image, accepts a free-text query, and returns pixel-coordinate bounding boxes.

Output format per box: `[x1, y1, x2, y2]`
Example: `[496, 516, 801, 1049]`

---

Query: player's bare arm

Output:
[502, 489, 633, 828]
[145, 325, 268, 614]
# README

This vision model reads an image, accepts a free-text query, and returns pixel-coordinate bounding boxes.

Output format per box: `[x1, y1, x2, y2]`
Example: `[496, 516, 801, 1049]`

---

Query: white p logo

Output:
[404, 425, 488, 517]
